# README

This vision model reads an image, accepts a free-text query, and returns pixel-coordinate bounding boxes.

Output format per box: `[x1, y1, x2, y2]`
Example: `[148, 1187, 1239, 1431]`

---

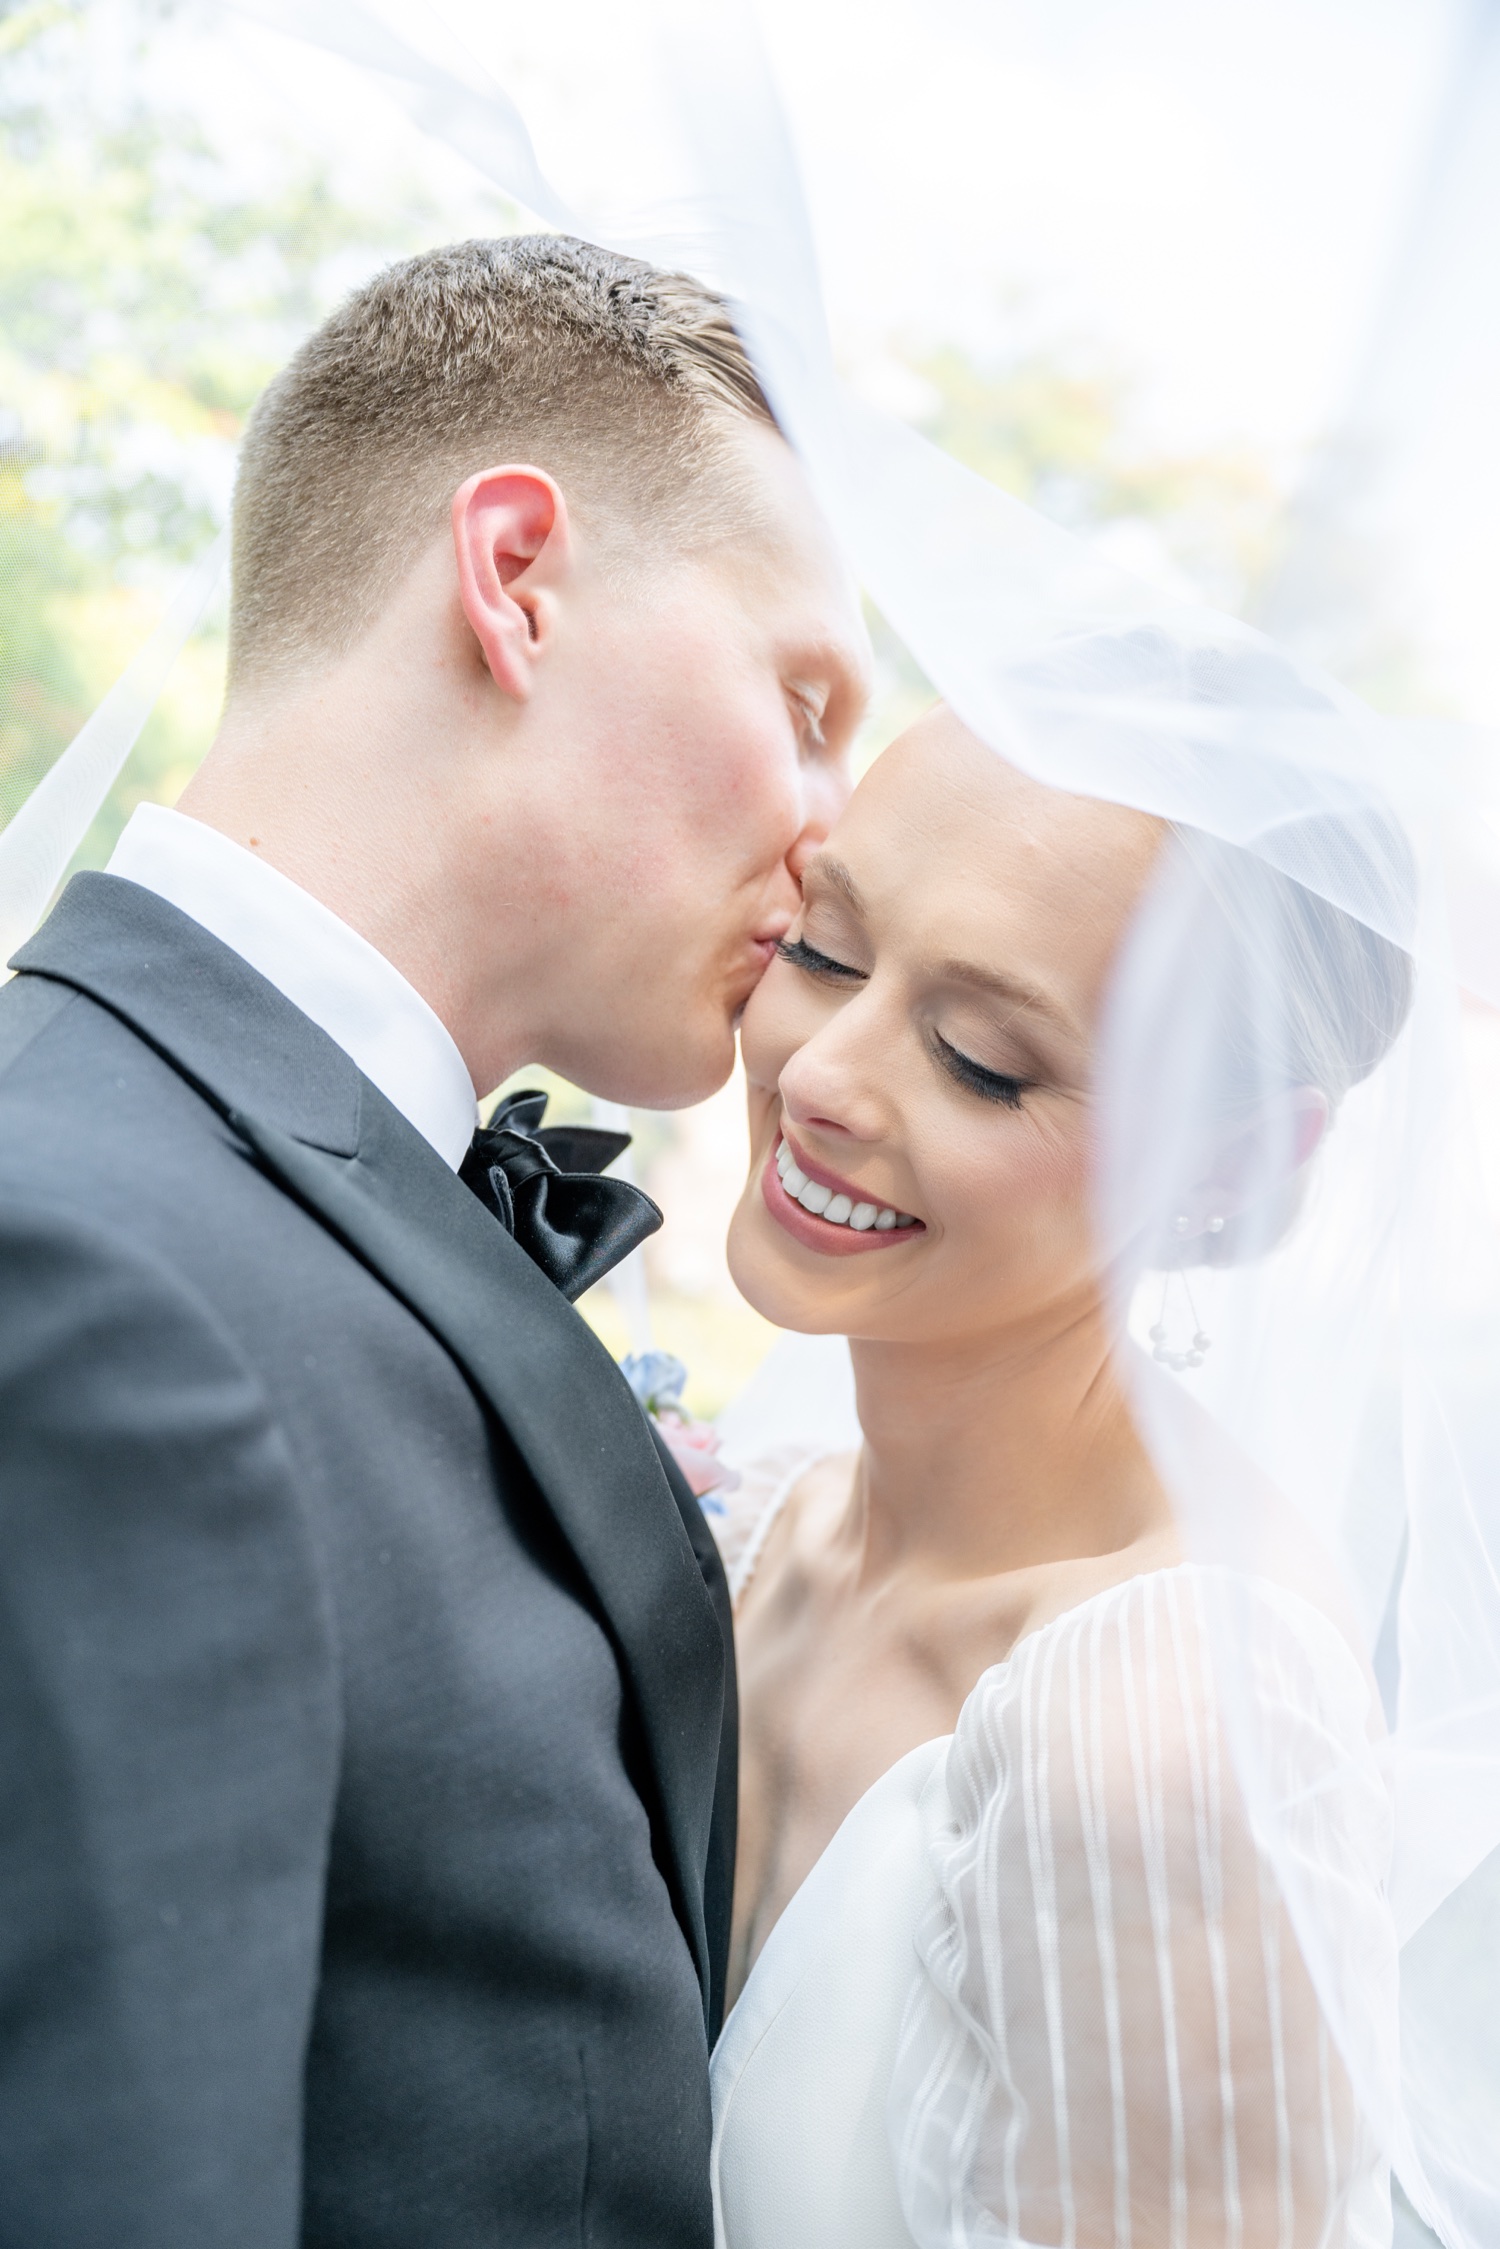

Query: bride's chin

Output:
[725, 1198, 859, 1335]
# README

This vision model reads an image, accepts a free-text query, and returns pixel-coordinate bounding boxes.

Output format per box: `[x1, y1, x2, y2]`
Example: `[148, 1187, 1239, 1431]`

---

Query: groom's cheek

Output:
[736, 935, 779, 1016]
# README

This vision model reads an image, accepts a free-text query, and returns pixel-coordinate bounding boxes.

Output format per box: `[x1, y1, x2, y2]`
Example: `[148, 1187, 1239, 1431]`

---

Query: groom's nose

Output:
[786, 763, 852, 886]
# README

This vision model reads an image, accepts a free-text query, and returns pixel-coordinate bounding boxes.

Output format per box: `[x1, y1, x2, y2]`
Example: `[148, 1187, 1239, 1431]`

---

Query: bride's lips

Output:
[761, 1130, 926, 1258]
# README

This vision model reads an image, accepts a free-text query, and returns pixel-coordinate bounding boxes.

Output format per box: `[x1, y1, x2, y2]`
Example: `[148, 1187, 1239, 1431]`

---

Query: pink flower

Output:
[655, 1410, 741, 1502]
[620, 1350, 740, 1509]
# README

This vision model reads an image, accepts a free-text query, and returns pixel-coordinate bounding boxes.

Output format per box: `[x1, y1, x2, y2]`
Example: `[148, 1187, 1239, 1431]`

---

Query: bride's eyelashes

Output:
[775, 936, 867, 982]
[777, 937, 1032, 1106]
[932, 1029, 1029, 1109]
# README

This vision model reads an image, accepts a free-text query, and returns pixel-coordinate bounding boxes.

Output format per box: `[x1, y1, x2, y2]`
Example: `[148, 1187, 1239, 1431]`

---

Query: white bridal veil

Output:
[5, 1, 1500, 2240]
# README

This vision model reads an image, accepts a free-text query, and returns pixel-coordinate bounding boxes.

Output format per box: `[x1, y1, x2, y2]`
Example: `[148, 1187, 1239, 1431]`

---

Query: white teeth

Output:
[776, 1140, 917, 1234]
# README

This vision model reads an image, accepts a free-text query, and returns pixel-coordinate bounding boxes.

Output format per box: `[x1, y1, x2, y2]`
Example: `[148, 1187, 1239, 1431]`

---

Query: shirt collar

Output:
[106, 804, 479, 1170]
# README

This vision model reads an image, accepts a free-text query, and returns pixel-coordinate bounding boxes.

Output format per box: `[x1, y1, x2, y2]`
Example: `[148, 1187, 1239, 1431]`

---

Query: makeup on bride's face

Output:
[727, 708, 1162, 1345]
[761, 1124, 923, 1256]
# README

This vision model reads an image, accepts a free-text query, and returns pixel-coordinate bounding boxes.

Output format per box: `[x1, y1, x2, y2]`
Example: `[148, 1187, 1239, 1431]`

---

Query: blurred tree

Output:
[0, 0, 491, 848]
[911, 338, 1275, 607]
[849, 332, 1282, 772]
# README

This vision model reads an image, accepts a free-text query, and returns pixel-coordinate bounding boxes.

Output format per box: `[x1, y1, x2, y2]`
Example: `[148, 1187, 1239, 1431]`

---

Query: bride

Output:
[709, 700, 1411, 2248]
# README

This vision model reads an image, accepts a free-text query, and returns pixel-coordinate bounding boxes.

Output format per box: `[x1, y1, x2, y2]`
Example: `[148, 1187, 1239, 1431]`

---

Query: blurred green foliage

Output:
[852, 338, 1277, 771]
[0, 0, 457, 851]
[913, 339, 1274, 603]
[1, 0, 1278, 846]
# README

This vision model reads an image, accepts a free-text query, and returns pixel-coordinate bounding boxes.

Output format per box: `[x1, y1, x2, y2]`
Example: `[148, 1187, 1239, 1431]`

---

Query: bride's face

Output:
[729, 708, 1162, 1348]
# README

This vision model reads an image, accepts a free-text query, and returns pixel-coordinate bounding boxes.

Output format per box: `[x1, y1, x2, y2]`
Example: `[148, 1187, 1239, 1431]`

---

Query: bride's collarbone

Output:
[737, 1456, 1179, 1726]
[732, 1469, 1179, 1984]
[737, 1558, 1136, 1826]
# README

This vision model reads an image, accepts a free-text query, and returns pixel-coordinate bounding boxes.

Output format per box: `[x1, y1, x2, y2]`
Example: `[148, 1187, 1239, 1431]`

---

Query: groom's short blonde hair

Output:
[228, 234, 776, 691]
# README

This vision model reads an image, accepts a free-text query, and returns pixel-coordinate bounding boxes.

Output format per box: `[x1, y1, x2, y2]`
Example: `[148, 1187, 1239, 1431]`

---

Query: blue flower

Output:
[620, 1349, 689, 1417]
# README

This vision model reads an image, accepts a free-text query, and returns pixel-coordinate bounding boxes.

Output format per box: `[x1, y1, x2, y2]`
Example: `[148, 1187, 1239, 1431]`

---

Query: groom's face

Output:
[519, 429, 871, 1107]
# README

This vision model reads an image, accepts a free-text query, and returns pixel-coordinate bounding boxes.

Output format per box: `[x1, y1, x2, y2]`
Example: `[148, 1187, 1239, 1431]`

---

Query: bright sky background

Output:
[202, 1, 1466, 438]
[761, 0, 1455, 459]
[172, 0, 1459, 451]
[143, 0, 1500, 719]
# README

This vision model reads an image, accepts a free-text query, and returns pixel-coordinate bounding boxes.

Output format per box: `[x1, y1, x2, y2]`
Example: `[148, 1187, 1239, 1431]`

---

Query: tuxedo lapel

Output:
[233, 1102, 725, 2009]
[12, 874, 726, 2016]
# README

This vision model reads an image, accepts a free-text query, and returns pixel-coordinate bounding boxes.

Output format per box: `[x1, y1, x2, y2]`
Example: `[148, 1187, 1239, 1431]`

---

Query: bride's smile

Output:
[729, 702, 1161, 1349]
[761, 1129, 923, 1252]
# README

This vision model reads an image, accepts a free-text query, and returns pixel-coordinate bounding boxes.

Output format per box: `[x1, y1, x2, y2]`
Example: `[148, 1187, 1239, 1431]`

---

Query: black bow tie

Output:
[460, 1088, 662, 1301]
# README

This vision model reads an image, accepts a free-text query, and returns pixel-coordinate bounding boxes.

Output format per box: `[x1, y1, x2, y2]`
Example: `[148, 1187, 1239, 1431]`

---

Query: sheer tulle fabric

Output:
[890, 1569, 1393, 2249]
[10, 4, 1500, 2239]
[712, 1442, 832, 1607]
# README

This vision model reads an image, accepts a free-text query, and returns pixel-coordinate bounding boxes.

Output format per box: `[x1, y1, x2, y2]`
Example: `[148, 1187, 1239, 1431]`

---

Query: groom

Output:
[0, 236, 868, 2246]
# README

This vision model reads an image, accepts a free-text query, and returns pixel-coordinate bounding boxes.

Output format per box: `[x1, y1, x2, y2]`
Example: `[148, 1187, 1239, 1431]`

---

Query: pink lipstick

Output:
[761, 1130, 926, 1258]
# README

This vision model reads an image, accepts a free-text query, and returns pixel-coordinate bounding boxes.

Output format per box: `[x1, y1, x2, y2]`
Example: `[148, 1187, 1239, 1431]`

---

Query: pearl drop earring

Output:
[1149, 1213, 1219, 1370]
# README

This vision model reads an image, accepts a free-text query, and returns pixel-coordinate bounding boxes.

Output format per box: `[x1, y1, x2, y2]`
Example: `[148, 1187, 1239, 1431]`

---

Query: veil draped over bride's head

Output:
[6, 1, 1500, 2238]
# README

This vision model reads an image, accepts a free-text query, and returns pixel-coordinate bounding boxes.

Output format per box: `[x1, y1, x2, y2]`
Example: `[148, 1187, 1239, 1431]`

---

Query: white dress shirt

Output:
[106, 803, 479, 1169]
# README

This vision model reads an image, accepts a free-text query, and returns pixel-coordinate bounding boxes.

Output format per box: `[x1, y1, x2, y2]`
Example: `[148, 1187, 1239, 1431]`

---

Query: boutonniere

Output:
[621, 1350, 740, 1513]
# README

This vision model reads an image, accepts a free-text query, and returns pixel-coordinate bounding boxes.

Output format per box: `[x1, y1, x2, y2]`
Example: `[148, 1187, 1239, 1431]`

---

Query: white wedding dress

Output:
[709, 1449, 1398, 2249]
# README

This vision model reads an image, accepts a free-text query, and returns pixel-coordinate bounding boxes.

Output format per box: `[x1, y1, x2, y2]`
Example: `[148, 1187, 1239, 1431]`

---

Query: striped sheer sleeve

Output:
[889, 1567, 1397, 2249]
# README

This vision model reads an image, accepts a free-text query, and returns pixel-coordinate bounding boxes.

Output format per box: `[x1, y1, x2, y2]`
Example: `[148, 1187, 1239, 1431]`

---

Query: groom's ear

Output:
[452, 466, 573, 703]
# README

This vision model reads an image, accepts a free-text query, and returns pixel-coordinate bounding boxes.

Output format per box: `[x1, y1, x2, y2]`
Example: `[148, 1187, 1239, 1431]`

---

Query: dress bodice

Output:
[711, 1464, 1397, 2249]
[712, 1737, 947, 2248]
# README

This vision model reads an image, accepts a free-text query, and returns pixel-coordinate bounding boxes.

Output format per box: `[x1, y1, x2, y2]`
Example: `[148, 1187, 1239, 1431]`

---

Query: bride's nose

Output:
[778, 1023, 888, 1147]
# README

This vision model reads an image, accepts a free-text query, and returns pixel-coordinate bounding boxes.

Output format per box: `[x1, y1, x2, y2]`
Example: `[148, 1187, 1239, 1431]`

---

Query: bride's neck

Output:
[845, 1307, 1165, 1584]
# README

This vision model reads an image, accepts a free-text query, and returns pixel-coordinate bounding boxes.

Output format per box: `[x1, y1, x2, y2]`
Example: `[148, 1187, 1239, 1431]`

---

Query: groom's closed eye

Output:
[786, 684, 829, 753]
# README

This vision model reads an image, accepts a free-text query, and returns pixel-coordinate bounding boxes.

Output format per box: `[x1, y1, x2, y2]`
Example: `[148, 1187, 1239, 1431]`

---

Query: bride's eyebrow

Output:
[806, 859, 1081, 1045]
[801, 856, 865, 913]
[932, 958, 1082, 1045]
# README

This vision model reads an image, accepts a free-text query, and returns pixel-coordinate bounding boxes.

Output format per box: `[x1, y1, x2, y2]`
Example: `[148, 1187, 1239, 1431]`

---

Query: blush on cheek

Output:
[942, 1131, 1092, 1277]
[743, 1080, 779, 1152]
[737, 968, 805, 1094]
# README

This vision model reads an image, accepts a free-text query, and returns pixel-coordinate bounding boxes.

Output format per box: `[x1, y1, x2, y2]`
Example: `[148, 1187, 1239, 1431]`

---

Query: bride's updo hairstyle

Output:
[1163, 812, 1416, 1265]
[1015, 626, 1416, 1267]
[1173, 814, 1415, 1108]
[227, 234, 775, 693]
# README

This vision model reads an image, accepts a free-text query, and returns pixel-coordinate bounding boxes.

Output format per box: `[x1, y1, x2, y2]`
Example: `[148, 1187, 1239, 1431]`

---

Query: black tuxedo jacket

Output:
[0, 874, 736, 2249]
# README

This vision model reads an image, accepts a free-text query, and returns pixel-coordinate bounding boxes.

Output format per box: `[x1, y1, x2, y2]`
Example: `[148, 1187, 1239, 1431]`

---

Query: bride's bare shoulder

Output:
[713, 1445, 859, 1611]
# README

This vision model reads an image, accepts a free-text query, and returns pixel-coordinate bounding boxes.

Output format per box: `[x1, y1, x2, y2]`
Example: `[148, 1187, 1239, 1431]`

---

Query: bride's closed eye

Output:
[931, 1030, 1029, 1110]
[777, 936, 1031, 1108]
[776, 936, 866, 982]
